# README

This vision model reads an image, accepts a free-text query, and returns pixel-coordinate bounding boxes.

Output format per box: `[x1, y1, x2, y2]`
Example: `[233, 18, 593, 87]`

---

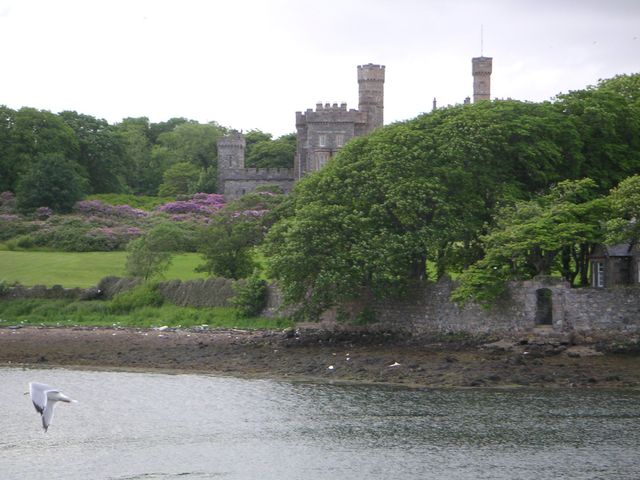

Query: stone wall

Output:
[156, 278, 236, 307]
[366, 277, 640, 335]
[2, 275, 639, 334]
[0, 284, 86, 301]
[563, 287, 640, 332]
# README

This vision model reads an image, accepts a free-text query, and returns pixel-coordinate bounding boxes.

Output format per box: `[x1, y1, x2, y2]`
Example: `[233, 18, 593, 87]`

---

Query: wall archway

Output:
[535, 288, 553, 326]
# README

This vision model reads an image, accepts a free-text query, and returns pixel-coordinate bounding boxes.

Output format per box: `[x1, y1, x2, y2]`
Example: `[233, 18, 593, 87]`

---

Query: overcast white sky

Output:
[0, 0, 638, 137]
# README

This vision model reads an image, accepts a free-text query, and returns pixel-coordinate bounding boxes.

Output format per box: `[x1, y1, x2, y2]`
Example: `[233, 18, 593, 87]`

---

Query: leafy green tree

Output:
[125, 236, 172, 280]
[0, 105, 16, 192]
[263, 97, 597, 319]
[556, 74, 640, 191]
[153, 122, 225, 170]
[5, 107, 79, 193]
[197, 190, 285, 279]
[197, 214, 262, 279]
[58, 111, 127, 193]
[245, 132, 296, 168]
[148, 117, 190, 143]
[605, 174, 640, 244]
[15, 154, 88, 213]
[452, 179, 608, 306]
[114, 117, 156, 194]
[158, 162, 201, 196]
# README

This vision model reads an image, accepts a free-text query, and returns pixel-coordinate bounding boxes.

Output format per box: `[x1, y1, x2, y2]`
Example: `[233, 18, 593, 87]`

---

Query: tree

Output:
[197, 190, 285, 279]
[263, 97, 599, 319]
[556, 74, 640, 192]
[604, 174, 640, 244]
[58, 111, 127, 194]
[452, 179, 608, 306]
[15, 154, 88, 213]
[114, 118, 156, 194]
[245, 132, 296, 168]
[152, 122, 225, 170]
[0, 106, 16, 192]
[5, 107, 79, 193]
[125, 236, 172, 280]
[158, 162, 201, 196]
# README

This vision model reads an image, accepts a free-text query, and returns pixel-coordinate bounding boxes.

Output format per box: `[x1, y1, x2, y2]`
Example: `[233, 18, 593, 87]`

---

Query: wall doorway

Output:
[535, 288, 553, 326]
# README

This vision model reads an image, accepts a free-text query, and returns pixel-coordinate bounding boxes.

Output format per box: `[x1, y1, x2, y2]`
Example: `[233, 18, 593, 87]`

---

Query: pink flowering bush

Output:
[155, 193, 225, 216]
[35, 207, 53, 220]
[74, 200, 149, 219]
[1, 193, 230, 252]
[0, 191, 17, 214]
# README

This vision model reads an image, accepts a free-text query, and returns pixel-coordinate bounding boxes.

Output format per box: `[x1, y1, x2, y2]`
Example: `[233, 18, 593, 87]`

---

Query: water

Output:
[1, 367, 639, 480]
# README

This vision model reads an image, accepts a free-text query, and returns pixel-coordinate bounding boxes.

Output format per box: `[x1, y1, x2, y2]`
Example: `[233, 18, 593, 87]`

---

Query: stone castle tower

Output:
[216, 132, 294, 199]
[216, 57, 490, 198]
[294, 63, 385, 179]
[472, 56, 492, 102]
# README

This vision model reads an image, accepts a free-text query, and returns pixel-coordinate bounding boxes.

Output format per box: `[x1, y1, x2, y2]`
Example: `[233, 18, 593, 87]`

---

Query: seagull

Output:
[28, 382, 77, 432]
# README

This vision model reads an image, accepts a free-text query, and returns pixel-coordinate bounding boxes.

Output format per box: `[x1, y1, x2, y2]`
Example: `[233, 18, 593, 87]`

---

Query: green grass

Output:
[0, 298, 293, 330]
[0, 251, 207, 287]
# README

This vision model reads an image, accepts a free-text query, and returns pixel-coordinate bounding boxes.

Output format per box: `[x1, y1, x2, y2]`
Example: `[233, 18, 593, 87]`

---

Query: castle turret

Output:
[358, 63, 385, 133]
[217, 132, 246, 170]
[217, 132, 246, 195]
[472, 56, 492, 102]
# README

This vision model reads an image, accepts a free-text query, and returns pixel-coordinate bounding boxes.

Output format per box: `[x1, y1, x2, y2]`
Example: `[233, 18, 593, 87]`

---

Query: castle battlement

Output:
[357, 63, 385, 82]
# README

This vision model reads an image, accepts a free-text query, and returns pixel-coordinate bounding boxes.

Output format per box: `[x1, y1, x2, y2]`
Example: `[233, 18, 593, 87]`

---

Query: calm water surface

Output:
[0, 367, 639, 479]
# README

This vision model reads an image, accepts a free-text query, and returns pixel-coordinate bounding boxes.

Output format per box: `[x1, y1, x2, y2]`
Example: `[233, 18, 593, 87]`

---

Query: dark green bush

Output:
[109, 282, 164, 314]
[231, 275, 268, 318]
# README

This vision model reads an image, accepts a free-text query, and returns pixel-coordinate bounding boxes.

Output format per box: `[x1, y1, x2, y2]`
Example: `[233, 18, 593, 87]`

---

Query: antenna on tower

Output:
[480, 24, 484, 56]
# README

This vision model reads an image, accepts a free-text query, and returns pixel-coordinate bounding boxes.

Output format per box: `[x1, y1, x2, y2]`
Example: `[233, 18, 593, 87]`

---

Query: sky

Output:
[0, 0, 638, 137]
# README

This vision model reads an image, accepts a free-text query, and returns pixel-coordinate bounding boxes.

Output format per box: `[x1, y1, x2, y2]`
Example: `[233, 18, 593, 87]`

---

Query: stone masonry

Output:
[217, 64, 386, 197]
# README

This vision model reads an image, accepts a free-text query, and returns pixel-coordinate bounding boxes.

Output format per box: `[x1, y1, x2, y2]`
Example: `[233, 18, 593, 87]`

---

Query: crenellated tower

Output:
[472, 56, 492, 102]
[216, 132, 294, 199]
[357, 63, 385, 133]
[217, 132, 246, 170]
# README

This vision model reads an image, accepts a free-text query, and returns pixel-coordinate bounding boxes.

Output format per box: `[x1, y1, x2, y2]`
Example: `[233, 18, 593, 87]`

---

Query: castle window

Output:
[318, 134, 327, 147]
[315, 151, 330, 170]
[336, 134, 344, 147]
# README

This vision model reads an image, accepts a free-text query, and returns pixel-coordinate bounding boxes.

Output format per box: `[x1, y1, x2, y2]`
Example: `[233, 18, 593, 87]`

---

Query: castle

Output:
[217, 57, 492, 199]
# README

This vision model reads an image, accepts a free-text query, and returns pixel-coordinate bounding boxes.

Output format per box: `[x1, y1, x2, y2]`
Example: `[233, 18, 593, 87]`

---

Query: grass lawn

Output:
[0, 251, 207, 288]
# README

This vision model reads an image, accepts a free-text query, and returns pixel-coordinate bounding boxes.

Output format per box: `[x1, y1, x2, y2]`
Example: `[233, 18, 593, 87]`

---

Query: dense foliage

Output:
[197, 189, 286, 279]
[264, 74, 640, 317]
[0, 193, 219, 252]
[0, 108, 294, 210]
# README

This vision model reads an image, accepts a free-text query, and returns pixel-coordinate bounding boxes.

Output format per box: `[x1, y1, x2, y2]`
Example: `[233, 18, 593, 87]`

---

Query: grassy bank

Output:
[0, 298, 292, 330]
[0, 251, 207, 287]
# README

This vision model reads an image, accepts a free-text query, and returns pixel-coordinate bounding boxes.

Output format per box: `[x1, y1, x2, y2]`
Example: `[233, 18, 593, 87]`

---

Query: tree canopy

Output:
[264, 74, 640, 318]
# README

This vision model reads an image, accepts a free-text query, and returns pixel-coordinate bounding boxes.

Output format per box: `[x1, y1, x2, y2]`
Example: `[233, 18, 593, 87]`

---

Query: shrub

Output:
[125, 236, 173, 280]
[0, 216, 37, 242]
[109, 282, 164, 314]
[231, 275, 268, 318]
[85, 194, 174, 211]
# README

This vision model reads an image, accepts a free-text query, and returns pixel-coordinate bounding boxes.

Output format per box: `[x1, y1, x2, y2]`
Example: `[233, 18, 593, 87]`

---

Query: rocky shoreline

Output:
[1, 326, 640, 389]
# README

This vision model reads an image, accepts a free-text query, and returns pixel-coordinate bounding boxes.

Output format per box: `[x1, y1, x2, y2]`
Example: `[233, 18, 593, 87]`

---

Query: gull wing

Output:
[42, 401, 56, 432]
[29, 382, 54, 415]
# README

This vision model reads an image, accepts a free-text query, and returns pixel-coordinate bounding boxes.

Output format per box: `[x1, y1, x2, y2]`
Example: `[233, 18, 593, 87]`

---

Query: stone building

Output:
[472, 56, 492, 102]
[589, 243, 640, 287]
[217, 57, 491, 197]
[216, 132, 295, 200]
[216, 64, 386, 198]
[294, 63, 385, 179]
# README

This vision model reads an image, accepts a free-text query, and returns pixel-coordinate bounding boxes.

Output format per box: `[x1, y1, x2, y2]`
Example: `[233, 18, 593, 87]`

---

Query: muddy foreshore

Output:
[1, 326, 640, 389]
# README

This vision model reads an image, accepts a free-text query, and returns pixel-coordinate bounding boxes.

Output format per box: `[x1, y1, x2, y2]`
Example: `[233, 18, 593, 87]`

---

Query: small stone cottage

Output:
[589, 243, 640, 287]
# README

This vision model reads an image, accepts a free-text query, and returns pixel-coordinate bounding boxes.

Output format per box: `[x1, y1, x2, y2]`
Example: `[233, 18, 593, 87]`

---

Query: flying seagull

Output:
[28, 382, 77, 432]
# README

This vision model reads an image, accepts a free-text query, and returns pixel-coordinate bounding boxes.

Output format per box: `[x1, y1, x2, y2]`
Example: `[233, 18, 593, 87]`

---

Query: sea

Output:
[1, 367, 639, 479]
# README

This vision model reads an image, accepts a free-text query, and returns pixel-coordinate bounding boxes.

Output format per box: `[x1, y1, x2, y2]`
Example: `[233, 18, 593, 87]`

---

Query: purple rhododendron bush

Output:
[0, 192, 228, 252]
